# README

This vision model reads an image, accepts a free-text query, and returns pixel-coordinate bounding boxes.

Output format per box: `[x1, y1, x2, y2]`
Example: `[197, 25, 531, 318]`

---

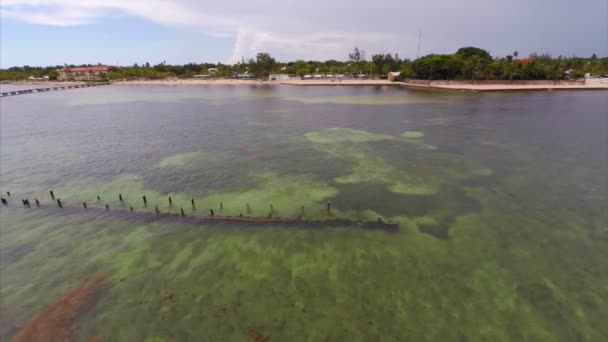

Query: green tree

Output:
[250, 52, 277, 77]
[371, 54, 385, 75]
[461, 55, 489, 80]
[456, 47, 492, 61]
[349, 47, 365, 63]
[292, 60, 311, 77]
[412, 54, 463, 80]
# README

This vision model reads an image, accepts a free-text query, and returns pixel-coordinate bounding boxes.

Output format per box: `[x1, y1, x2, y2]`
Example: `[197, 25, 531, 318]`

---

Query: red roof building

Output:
[57, 65, 112, 81]
[58, 66, 111, 73]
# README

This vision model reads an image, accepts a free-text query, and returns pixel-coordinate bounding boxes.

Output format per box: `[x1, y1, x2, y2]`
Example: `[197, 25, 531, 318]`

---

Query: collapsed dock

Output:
[0, 193, 399, 232]
[0, 82, 109, 97]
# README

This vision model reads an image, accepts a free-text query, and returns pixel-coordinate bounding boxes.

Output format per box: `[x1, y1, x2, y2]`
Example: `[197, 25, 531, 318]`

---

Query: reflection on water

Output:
[1, 86, 607, 341]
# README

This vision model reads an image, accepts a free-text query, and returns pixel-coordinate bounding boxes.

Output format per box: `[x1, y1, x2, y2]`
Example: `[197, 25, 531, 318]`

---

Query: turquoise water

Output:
[1, 85, 607, 341]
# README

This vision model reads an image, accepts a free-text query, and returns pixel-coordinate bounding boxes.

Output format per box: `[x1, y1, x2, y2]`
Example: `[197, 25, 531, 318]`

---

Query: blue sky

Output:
[1, 16, 233, 67]
[1, 0, 607, 68]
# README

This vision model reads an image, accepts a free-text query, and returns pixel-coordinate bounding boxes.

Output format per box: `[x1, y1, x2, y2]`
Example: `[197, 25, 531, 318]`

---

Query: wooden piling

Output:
[105, 204, 109, 211]
[50, 190, 55, 200]
[83, 202, 87, 209]
[1, 198, 7, 205]
[142, 195, 147, 206]
[155, 205, 160, 214]
[119, 194, 123, 202]
[35, 199, 40, 207]
[6, 191, 10, 196]
[191, 199, 196, 210]
[168, 196, 173, 205]
[130, 206, 134, 212]
[97, 195, 101, 201]
[57, 199, 63, 208]
[180, 208, 185, 217]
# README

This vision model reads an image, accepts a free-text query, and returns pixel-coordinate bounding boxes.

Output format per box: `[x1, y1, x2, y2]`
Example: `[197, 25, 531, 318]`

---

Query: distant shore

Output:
[400, 79, 608, 91]
[1, 80, 85, 86]
[3, 78, 606, 91]
[108, 78, 608, 90]
[111, 79, 397, 86]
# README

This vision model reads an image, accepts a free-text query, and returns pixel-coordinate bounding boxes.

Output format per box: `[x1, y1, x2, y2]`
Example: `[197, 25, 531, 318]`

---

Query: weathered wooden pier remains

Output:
[0, 82, 110, 97]
[0, 191, 399, 232]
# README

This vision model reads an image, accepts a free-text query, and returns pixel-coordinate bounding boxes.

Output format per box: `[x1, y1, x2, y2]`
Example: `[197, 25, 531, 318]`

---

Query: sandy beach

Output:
[5, 78, 606, 91]
[112, 79, 266, 86]
[281, 79, 397, 86]
[109, 78, 608, 90]
[111, 79, 397, 86]
[401, 79, 608, 91]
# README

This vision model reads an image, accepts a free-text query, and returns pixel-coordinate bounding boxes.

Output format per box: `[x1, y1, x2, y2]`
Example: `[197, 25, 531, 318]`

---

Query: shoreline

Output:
[1, 80, 85, 86]
[110, 79, 397, 86]
[3, 78, 606, 91]
[400, 79, 608, 92]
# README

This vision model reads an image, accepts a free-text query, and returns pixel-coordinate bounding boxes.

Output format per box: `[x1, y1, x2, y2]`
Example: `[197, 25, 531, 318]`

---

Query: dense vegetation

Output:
[1, 47, 606, 81]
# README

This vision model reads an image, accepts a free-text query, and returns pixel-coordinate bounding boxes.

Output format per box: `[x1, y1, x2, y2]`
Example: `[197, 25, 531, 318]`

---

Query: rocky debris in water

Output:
[11, 274, 106, 342]
[248, 328, 270, 342]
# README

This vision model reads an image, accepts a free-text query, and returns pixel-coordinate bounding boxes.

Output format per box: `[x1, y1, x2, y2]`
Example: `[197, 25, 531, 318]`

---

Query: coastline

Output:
[1, 80, 85, 86]
[111, 79, 397, 86]
[107, 78, 608, 90]
[3, 78, 606, 91]
[400, 79, 608, 92]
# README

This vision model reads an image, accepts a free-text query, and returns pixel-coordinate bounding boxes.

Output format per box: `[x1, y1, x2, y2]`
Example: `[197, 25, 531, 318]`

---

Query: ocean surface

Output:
[1, 85, 607, 341]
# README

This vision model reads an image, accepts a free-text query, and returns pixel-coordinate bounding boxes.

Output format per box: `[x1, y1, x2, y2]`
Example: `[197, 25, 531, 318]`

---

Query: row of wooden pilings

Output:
[0, 82, 110, 97]
[0, 190, 399, 231]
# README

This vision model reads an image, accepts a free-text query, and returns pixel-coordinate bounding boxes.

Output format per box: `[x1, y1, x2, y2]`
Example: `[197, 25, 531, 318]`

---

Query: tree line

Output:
[1, 47, 606, 81]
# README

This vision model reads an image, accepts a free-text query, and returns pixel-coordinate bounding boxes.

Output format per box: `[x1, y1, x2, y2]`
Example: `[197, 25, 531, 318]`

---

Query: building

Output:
[268, 74, 290, 81]
[28, 76, 50, 81]
[235, 72, 256, 79]
[57, 65, 110, 81]
[387, 71, 401, 82]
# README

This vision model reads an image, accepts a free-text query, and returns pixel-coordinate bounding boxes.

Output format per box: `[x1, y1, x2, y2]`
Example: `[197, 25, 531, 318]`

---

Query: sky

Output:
[1, 0, 607, 68]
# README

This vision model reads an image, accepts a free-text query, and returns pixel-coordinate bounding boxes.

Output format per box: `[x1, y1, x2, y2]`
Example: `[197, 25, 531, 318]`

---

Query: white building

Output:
[268, 74, 290, 81]
[387, 71, 401, 81]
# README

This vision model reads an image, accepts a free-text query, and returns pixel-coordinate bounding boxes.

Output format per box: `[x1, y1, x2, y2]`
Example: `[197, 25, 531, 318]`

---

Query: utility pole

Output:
[416, 29, 422, 59]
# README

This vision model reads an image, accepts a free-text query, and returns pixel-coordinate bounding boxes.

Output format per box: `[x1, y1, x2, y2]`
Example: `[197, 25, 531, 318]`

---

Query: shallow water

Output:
[1, 85, 607, 341]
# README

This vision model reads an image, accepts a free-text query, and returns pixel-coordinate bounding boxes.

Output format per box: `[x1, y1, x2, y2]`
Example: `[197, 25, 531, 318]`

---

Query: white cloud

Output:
[1, 0, 606, 62]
